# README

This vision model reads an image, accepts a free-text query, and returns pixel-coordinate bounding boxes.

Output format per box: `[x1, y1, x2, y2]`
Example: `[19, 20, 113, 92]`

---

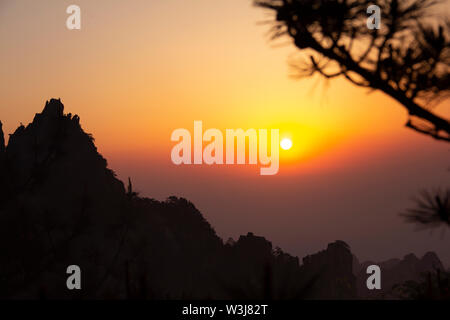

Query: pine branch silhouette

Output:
[255, 0, 450, 141]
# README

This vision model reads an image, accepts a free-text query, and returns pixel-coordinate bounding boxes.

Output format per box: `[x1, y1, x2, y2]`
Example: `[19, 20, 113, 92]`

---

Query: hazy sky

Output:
[1, 0, 449, 265]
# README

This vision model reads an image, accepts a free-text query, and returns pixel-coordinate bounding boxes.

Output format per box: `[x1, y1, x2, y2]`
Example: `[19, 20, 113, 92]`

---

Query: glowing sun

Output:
[280, 138, 293, 150]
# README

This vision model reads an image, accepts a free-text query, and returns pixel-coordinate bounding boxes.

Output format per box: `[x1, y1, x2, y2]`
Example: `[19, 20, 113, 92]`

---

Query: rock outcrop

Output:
[299, 241, 357, 299]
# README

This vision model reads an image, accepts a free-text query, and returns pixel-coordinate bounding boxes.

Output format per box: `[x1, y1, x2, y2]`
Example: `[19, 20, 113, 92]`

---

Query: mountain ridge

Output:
[0, 99, 445, 299]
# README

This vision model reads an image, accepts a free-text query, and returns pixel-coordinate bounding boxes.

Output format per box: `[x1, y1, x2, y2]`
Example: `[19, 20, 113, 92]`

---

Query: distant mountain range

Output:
[354, 252, 445, 299]
[0, 99, 446, 299]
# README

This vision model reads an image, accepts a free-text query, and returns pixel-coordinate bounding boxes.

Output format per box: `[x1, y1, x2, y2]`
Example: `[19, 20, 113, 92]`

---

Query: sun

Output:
[280, 138, 293, 150]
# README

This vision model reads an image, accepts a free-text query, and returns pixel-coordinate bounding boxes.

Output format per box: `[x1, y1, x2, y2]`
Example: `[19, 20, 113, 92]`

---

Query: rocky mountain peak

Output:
[3, 99, 121, 195]
[42, 98, 64, 117]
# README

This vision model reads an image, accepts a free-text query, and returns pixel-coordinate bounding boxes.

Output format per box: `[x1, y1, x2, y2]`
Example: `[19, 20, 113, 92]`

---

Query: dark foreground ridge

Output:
[0, 99, 445, 299]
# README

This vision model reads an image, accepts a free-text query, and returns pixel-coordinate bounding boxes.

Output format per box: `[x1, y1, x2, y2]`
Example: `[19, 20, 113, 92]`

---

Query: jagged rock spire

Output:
[42, 98, 64, 117]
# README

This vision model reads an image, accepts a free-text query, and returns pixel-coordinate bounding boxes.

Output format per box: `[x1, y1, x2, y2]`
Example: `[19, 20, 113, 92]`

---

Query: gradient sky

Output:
[1, 0, 449, 265]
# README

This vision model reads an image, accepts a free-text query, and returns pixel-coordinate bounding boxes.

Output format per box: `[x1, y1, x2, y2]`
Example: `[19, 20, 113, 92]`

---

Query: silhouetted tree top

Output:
[255, 0, 450, 141]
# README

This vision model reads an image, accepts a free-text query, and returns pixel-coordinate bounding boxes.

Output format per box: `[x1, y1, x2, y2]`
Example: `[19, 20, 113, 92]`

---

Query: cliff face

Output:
[0, 100, 129, 297]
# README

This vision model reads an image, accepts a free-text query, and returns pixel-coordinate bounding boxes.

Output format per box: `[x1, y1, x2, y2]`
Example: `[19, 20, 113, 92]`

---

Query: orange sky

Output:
[1, 0, 449, 264]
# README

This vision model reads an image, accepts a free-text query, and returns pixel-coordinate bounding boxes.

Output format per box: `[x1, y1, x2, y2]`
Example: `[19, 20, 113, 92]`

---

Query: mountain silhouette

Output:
[354, 252, 445, 299]
[0, 99, 445, 299]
